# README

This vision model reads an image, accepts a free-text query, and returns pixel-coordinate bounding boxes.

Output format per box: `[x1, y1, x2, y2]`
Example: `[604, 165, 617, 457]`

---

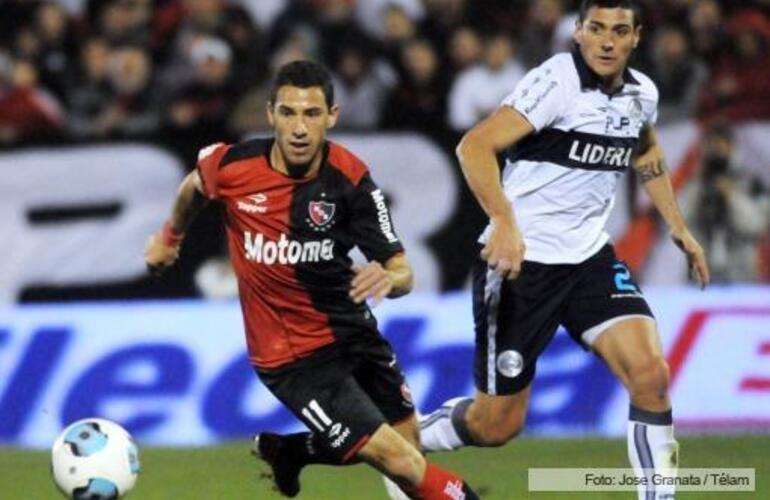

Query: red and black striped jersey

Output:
[196, 138, 404, 368]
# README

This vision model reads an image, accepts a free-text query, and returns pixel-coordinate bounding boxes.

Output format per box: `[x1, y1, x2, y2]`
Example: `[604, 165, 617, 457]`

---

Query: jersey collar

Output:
[571, 46, 639, 95]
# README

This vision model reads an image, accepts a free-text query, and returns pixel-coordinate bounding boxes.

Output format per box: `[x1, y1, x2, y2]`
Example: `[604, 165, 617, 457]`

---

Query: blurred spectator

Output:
[697, 10, 770, 123]
[448, 32, 525, 132]
[519, 0, 566, 69]
[166, 37, 239, 145]
[92, 0, 154, 47]
[0, 1, 40, 48]
[162, 0, 261, 89]
[355, 0, 423, 39]
[66, 37, 115, 139]
[235, 0, 287, 31]
[315, 0, 374, 67]
[97, 45, 161, 138]
[552, 12, 579, 54]
[447, 26, 483, 74]
[687, 0, 726, 61]
[33, 2, 77, 100]
[0, 53, 64, 144]
[680, 124, 770, 283]
[379, 3, 418, 69]
[419, 0, 469, 51]
[229, 33, 315, 137]
[381, 38, 450, 142]
[331, 45, 396, 129]
[648, 25, 707, 124]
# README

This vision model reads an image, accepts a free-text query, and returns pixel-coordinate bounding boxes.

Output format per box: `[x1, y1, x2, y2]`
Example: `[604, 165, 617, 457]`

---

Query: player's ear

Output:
[327, 104, 340, 129]
[573, 20, 584, 45]
[632, 25, 642, 49]
[266, 101, 275, 127]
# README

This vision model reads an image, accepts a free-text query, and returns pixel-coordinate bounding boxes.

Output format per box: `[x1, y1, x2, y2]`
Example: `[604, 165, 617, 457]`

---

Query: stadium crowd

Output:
[3, 0, 770, 284]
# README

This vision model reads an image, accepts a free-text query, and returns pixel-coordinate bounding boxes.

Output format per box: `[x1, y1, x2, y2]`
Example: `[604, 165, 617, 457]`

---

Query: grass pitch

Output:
[2, 435, 767, 499]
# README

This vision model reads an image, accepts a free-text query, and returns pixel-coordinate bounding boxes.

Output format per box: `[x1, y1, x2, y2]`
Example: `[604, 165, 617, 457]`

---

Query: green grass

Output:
[2, 436, 767, 499]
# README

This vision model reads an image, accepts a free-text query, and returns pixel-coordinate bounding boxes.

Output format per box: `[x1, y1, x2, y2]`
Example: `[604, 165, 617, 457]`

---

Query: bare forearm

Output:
[384, 255, 414, 298]
[636, 156, 686, 234]
[457, 139, 515, 226]
[169, 173, 208, 234]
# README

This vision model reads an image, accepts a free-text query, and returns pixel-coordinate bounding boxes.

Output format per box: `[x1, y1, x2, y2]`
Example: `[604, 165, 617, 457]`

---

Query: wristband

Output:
[162, 221, 185, 246]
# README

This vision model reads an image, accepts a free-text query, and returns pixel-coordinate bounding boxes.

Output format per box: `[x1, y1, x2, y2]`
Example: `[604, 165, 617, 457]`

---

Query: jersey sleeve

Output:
[501, 63, 566, 132]
[350, 174, 405, 263]
[195, 142, 230, 200]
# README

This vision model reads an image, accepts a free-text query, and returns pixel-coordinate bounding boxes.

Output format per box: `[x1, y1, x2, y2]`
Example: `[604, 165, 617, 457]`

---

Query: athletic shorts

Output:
[256, 332, 415, 462]
[473, 243, 654, 395]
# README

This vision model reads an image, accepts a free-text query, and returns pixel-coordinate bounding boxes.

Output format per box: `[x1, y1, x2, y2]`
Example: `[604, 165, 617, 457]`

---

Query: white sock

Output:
[382, 476, 411, 500]
[627, 406, 678, 500]
[419, 397, 473, 452]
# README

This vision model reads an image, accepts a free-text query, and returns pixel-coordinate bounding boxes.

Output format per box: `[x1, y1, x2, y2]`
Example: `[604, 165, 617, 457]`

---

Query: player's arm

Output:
[633, 125, 710, 288]
[350, 253, 413, 305]
[457, 106, 534, 278]
[144, 170, 209, 274]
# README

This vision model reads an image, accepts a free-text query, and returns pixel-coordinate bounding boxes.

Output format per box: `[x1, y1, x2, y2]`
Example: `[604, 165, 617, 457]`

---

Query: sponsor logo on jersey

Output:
[568, 140, 634, 168]
[308, 201, 335, 227]
[237, 194, 268, 214]
[370, 189, 398, 243]
[244, 232, 334, 264]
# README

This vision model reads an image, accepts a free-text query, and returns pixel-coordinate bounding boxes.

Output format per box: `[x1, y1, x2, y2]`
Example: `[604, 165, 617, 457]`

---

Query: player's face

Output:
[268, 85, 338, 177]
[574, 7, 640, 83]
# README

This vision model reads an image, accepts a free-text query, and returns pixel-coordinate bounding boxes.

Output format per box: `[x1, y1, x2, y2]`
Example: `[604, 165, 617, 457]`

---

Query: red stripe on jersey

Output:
[327, 142, 369, 186]
[210, 141, 336, 368]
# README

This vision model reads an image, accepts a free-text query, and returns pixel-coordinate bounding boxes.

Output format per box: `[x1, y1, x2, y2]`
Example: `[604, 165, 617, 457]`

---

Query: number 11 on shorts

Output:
[302, 399, 333, 432]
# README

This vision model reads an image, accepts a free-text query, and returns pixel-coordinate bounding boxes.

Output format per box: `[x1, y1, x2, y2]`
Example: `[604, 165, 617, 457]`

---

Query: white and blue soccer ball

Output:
[51, 418, 140, 499]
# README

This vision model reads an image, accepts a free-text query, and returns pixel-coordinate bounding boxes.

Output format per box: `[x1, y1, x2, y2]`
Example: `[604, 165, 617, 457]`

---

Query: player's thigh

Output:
[561, 245, 660, 384]
[257, 362, 387, 463]
[472, 254, 571, 396]
[353, 334, 416, 431]
[592, 316, 664, 387]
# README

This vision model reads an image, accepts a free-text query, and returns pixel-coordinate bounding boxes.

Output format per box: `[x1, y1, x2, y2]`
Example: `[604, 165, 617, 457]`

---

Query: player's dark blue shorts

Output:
[256, 332, 415, 462]
[473, 243, 654, 395]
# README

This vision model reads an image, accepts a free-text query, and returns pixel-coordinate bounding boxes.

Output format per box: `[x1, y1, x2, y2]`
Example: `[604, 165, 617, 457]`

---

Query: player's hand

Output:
[144, 232, 180, 276]
[671, 228, 710, 289]
[481, 218, 526, 280]
[350, 261, 393, 305]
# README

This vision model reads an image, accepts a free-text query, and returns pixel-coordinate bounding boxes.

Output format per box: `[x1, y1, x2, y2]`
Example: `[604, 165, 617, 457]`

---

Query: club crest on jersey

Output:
[307, 201, 336, 230]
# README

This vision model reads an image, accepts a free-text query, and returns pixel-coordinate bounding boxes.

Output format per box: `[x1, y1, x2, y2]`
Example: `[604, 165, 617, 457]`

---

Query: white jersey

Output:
[479, 50, 659, 264]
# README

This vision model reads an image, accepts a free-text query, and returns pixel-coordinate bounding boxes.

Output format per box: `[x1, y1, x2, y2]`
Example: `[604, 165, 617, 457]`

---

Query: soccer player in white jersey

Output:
[418, 1, 710, 499]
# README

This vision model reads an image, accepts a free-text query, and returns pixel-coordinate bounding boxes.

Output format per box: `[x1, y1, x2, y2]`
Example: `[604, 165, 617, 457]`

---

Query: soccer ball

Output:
[51, 418, 140, 499]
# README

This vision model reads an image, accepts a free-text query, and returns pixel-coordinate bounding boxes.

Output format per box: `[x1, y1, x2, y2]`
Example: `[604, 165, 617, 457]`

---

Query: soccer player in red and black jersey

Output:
[144, 61, 479, 500]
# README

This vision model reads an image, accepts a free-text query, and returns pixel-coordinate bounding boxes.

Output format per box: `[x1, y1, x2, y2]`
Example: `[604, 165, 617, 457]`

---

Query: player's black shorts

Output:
[473, 243, 654, 395]
[256, 332, 415, 462]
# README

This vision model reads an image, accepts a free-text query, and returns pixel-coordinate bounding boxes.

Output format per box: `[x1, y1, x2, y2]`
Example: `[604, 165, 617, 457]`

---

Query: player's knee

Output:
[627, 355, 670, 399]
[470, 408, 525, 447]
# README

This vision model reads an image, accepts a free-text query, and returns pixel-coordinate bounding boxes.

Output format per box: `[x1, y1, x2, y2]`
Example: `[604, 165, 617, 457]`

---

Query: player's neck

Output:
[600, 72, 625, 94]
[269, 142, 324, 179]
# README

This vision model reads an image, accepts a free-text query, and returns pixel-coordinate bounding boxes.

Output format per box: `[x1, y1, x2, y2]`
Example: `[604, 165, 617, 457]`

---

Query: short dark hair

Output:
[269, 60, 335, 108]
[579, 0, 641, 27]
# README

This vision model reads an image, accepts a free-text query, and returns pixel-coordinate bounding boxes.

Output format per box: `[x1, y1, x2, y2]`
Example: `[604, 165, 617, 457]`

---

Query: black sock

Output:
[281, 432, 341, 466]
